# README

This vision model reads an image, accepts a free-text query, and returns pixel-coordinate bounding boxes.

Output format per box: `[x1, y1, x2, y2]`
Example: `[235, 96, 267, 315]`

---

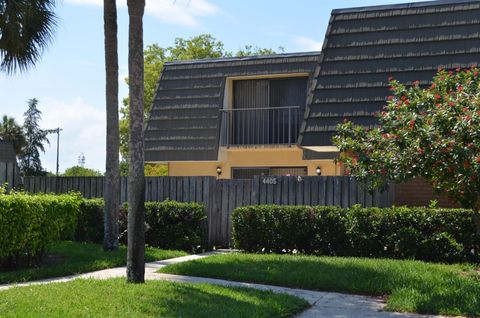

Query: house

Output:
[145, 0, 480, 179]
[0, 141, 20, 189]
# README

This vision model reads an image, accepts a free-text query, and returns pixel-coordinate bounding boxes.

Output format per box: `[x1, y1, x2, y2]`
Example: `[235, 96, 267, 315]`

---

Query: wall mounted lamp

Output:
[216, 166, 222, 177]
[316, 166, 322, 176]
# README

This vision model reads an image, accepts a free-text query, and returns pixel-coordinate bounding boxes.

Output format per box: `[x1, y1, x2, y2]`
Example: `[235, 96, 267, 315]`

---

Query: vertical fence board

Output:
[311, 178, 319, 205]
[303, 178, 311, 206]
[341, 177, 349, 208]
[0, 162, 7, 187]
[333, 177, 341, 206]
[295, 178, 303, 205]
[325, 177, 333, 206]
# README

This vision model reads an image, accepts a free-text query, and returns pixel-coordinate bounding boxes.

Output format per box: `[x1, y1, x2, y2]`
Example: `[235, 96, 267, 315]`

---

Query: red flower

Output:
[431, 83, 436, 89]
[387, 95, 394, 101]
[458, 85, 464, 92]
[344, 169, 351, 175]
[456, 67, 461, 72]
[343, 118, 349, 123]
[409, 120, 415, 127]
[388, 76, 393, 81]
[474, 71, 479, 77]
[463, 107, 469, 112]
[449, 102, 455, 107]
[435, 94, 441, 99]
[413, 80, 420, 86]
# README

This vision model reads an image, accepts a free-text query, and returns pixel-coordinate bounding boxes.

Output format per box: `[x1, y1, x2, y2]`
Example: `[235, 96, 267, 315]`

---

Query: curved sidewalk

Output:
[0, 251, 446, 318]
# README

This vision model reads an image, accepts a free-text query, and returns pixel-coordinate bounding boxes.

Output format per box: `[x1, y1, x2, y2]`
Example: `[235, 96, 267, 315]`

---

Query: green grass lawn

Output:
[159, 253, 480, 317]
[0, 241, 187, 284]
[0, 278, 308, 318]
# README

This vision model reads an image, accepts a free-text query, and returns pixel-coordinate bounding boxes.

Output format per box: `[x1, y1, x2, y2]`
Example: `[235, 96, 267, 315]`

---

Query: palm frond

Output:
[0, 0, 58, 74]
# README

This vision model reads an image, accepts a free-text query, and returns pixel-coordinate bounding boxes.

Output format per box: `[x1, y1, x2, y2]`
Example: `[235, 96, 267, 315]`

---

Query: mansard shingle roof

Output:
[299, 0, 480, 148]
[144, 52, 320, 162]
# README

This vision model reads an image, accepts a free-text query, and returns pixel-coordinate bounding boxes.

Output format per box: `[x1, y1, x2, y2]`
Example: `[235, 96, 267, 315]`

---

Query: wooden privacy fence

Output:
[22, 175, 394, 246]
[0, 161, 19, 191]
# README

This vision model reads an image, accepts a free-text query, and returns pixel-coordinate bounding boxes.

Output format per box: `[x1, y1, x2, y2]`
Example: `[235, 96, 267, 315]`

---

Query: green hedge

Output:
[76, 199, 206, 253]
[144, 201, 206, 252]
[0, 192, 81, 268]
[74, 198, 104, 243]
[232, 205, 480, 263]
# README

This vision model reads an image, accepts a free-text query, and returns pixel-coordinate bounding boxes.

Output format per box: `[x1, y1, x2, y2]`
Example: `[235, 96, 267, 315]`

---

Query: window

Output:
[224, 77, 308, 145]
[231, 167, 308, 179]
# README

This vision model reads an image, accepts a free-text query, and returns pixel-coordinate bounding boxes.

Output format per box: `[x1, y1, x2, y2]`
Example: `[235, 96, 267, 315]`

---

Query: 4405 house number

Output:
[261, 176, 303, 184]
[261, 177, 278, 185]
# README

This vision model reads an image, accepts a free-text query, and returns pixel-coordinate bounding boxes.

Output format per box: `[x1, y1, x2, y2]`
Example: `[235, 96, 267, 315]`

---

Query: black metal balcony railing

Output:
[219, 106, 302, 146]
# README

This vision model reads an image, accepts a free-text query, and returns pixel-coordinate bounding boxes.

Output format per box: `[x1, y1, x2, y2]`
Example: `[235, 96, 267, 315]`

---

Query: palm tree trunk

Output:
[126, 0, 146, 283]
[103, 0, 120, 251]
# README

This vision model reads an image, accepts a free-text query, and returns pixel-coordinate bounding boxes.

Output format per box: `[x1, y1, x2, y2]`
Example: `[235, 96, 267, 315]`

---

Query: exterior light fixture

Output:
[316, 166, 322, 176]
[216, 166, 222, 176]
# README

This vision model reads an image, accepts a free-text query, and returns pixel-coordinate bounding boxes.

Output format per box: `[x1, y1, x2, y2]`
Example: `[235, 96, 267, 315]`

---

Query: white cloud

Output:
[148, 0, 219, 27]
[64, 0, 220, 28]
[292, 36, 323, 51]
[39, 97, 106, 173]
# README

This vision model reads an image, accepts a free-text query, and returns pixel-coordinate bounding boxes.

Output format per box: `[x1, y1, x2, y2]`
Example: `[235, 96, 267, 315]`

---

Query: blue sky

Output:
[0, 0, 428, 173]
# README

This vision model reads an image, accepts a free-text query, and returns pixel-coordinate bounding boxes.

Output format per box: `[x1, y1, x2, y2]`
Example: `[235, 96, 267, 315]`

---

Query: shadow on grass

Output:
[0, 241, 186, 284]
[0, 279, 308, 318]
[160, 254, 480, 316]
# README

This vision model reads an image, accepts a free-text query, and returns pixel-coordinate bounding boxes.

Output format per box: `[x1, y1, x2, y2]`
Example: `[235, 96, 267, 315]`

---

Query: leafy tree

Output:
[0, 0, 57, 73]
[103, 0, 120, 251]
[119, 159, 129, 176]
[333, 66, 480, 210]
[119, 35, 280, 158]
[126, 0, 145, 284]
[118, 160, 167, 176]
[20, 98, 49, 176]
[62, 166, 103, 176]
[234, 45, 282, 57]
[144, 163, 167, 176]
[0, 115, 26, 156]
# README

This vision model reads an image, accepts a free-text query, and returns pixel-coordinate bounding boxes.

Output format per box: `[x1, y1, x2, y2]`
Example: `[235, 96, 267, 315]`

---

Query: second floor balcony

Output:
[219, 106, 303, 147]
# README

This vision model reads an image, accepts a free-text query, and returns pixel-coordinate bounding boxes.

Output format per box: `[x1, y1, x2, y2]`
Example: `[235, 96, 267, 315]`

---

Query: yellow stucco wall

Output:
[166, 146, 339, 178]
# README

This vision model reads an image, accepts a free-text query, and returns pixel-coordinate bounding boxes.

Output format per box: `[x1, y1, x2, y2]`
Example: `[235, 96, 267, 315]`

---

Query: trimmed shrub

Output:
[232, 205, 480, 263]
[0, 192, 81, 268]
[145, 201, 206, 253]
[75, 199, 104, 243]
[75, 199, 206, 253]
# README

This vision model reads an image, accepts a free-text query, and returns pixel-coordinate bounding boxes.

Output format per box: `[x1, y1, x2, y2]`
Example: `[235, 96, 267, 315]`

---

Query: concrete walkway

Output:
[0, 251, 446, 318]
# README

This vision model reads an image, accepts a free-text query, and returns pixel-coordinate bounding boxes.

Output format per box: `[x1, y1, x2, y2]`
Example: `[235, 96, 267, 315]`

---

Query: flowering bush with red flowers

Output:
[333, 66, 480, 210]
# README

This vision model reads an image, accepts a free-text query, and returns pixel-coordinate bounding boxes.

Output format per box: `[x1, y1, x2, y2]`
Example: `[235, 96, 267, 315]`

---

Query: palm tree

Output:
[0, 0, 57, 73]
[103, 0, 120, 252]
[0, 115, 26, 155]
[126, 0, 146, 283]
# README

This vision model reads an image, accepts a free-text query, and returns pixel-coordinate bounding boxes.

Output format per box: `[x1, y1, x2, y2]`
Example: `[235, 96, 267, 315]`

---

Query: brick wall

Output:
[394, 178, 459, 208]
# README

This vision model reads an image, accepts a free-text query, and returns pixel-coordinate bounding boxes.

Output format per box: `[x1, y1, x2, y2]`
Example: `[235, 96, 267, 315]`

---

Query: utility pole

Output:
[47, 127, 63, 176]
[55, 128, 62, 176]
